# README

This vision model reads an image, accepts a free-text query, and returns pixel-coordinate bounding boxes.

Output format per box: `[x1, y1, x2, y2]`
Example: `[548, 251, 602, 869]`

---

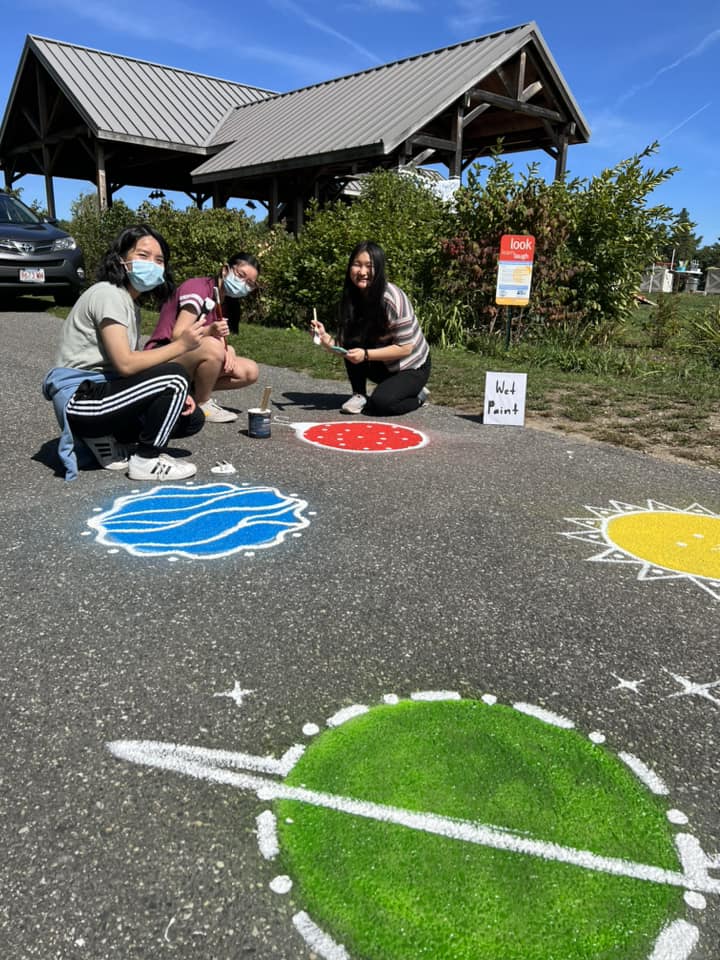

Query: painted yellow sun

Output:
[561, 500, 720, 600]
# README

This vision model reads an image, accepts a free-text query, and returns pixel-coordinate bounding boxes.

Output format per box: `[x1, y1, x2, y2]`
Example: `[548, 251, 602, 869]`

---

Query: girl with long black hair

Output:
[43, 224, 206, 481]
[310, 241, 430, 415]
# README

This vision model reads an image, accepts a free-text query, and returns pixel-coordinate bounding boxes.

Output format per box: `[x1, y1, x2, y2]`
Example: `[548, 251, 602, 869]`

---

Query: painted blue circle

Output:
[87, 483, 310, 558]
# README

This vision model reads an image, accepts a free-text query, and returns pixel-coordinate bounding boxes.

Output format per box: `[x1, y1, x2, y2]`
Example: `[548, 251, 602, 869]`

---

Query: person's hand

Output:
[310, 318, 327, 340]
[181, 395, 197, 416]
[178, 314, 206, 351]
[208, 319, 229, 339]
[345, 347, 365, 364]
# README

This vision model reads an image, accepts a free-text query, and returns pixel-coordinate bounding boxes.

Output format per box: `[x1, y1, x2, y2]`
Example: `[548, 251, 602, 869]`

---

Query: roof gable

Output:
[193, 22, 589, 181]
[5, 35, 273, 152]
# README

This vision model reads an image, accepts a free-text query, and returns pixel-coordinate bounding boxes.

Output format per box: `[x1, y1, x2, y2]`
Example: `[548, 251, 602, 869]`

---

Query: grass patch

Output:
[277, 700, 682, 960]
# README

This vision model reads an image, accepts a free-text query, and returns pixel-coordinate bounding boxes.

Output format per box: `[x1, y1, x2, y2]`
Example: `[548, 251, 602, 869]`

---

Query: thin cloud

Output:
[25, 0, 338, 80]
[616, 28, 720, 106]
[661, 101, 712, 141]
[368, 0, 422, 10]
[270, 0, 382, 63]
[27, 0, 216, 50]
[448, 0, 502, 33]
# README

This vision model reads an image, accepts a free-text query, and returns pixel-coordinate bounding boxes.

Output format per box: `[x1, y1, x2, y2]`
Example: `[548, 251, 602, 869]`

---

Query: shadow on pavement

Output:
[273, 390, 346, 413]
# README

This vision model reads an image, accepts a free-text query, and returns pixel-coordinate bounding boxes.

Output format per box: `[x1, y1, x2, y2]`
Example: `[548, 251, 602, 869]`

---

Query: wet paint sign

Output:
[496, 234, 535, 306]
[483, 371, 527, 426]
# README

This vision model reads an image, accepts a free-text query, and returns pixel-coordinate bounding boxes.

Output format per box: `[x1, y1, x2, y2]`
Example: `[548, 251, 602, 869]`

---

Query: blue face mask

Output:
[124, 259, 165, 293]
[223, 271, 252, 299]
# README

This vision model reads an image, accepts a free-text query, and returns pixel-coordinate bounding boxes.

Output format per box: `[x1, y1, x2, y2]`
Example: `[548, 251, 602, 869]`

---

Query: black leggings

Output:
[345, 356, 431, 416]
[66, 362, 204, 457]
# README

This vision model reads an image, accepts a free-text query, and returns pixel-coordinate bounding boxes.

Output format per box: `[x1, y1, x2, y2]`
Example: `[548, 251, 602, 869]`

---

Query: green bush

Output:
[65, 153, 680, 353]
[683, 303, 720, 366]
[440, 143, 677, 342]
[68, 194, 136, 281]
[135, 201, 265, 283]
[260, 169, 454, 332]
[68, 196, 266, 289]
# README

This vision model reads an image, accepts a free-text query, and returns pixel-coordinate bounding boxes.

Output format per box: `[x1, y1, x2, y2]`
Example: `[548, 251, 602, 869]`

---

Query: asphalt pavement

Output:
[1, 302, 718, 959]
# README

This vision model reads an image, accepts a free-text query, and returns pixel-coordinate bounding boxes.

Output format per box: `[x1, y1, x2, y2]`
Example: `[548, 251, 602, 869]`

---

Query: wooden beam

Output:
[408, 133, 457, 152]
[463, 101, 491, 127]
[407, 147, 436, 166]
[517, 51, 526, 98]
[519, 80, 543, 103]
[19, 107, 42, 140]
[495, 64, 514, 97]
[5, 125, 90, 155]
[467, 88, 564, 122]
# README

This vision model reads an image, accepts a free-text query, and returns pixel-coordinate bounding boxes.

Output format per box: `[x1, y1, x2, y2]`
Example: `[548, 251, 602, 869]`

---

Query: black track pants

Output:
[66, 362, 204, 455]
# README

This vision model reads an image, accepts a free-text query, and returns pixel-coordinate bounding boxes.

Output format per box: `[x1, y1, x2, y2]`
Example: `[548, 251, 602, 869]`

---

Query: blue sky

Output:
[1, 0, 718, 245]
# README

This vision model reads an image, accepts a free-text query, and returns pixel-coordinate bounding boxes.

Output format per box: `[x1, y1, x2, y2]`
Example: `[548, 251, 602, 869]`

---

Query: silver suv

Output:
[0, 191, 85, 305]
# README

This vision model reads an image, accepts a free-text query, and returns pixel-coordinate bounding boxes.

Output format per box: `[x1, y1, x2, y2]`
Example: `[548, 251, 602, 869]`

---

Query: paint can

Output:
[248, 407, 271, 438]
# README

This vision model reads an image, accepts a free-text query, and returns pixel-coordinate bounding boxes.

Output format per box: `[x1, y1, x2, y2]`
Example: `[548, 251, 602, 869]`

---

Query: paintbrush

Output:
[260, 385, 272, 412]
[312, 306, 321, 344]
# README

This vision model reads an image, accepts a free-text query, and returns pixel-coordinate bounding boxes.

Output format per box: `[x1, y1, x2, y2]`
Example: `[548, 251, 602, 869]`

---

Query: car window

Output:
[0, 194, 42, 225]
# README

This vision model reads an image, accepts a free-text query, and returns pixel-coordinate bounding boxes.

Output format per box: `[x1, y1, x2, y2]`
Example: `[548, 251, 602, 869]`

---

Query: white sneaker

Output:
[200, 399, 238, 423]
[340, 393, 367, 415]
[82, 435, 132, 471]
[127, 453, 197, 481]
[417, 386, 430, 406]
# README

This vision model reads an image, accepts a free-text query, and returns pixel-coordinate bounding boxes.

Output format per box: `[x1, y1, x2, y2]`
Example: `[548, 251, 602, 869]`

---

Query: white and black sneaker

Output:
[340, 393, 367, 415]
[417, 386, 430, 406]
[82, 435, 132, 471]
[127, 453, 197, 481]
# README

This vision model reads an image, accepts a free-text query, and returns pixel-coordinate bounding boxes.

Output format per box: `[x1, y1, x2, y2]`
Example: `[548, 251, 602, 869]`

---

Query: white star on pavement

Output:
[214, 682, 255, 707]
[611, 674, 645, 694]
[665, 671, 720, 707]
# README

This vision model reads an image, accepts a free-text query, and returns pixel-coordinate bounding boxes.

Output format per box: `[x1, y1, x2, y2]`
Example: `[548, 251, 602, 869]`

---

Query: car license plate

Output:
[19, 268, 45, 283]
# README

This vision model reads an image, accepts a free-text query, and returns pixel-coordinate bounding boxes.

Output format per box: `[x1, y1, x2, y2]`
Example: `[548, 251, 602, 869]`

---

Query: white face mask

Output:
[223, 272, 252, 299]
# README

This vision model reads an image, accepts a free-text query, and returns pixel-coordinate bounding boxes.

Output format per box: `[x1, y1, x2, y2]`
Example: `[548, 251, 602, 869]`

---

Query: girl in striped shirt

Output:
[311, 241, 430, 415]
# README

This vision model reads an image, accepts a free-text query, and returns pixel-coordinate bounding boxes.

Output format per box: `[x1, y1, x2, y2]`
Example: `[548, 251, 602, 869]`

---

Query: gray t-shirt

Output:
[54, 281, 140, 372]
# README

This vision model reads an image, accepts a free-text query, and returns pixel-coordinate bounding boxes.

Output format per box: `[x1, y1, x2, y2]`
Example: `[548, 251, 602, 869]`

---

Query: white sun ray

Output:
[559, 500, 720, 600]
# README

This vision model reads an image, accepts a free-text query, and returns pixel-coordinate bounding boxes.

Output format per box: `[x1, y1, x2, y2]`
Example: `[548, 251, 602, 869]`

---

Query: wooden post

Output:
[95, 141, 108, 211]
[269, 177, 279, 226]
[35, 63, 56, 219]
[451, 102, 465, 178]
[554, 131, 568, 180]
[294, 193, 304, 232]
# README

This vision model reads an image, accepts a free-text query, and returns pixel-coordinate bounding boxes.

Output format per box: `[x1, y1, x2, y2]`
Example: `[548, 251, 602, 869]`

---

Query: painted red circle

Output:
[300, 421, 427, 453]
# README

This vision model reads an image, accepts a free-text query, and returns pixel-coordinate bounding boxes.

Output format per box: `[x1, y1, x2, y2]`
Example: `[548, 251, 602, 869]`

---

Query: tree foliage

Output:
[441, 143, 678, 341]
[64, 150, 683, 346]
[260, 169, 453, 329]
[68, 194, 265, 285]
[664, 207, 702, 264]
[68, 194, 137, 280]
